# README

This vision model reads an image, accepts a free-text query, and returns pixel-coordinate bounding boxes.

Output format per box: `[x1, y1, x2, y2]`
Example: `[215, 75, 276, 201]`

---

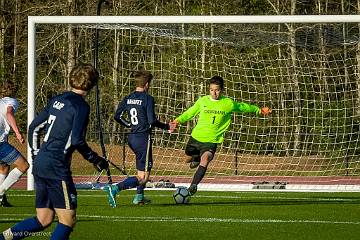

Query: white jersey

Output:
[0, 97, 19, 142]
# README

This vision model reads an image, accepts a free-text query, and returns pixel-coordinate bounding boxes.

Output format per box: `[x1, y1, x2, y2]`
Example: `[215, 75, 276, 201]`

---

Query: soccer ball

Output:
[173, 186, 191, 204]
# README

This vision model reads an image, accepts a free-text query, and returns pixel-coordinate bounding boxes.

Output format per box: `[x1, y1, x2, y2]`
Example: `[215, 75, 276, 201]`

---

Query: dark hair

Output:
[69, 64, 99, 91]
[210, 76, 224, 90]
[1, 81, 17, 98]
[134, 70, 153, 88]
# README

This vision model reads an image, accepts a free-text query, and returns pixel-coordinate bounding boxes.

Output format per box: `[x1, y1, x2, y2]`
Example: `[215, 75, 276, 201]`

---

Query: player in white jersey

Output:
[0, 81, 29, 207]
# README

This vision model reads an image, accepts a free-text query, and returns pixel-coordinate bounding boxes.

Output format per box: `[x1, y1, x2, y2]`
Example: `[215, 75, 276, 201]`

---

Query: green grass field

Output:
[1, 190, 360, 240]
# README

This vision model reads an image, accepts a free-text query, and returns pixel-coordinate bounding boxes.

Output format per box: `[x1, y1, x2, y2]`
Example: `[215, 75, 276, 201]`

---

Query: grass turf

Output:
[1, 190, 360, 239]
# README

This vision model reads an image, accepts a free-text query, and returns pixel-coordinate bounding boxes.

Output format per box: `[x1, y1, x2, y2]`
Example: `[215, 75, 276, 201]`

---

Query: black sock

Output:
[191, 165, 207, 185]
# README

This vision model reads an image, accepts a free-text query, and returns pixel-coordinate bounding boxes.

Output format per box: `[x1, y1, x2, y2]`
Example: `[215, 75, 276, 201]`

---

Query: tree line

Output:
[1, 0, 360, 163]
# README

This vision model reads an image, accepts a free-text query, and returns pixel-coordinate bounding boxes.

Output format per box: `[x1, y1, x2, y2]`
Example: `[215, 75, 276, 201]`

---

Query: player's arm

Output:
[147, 96, 169, 130]
[114, 98, 131, 127]
[28, 106, 50, 158]
[6, 105, 24, 144]
[72, 105, 108, 171]
[233, 101, 272, 116]
[171, 98, 201, 129]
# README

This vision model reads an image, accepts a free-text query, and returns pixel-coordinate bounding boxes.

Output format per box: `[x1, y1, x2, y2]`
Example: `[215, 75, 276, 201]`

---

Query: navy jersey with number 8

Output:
[114, 91, 168, 133]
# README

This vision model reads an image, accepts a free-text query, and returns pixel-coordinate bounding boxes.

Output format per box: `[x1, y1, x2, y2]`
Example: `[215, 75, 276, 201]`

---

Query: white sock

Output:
[0, 168, 23, 195]
[0, 173, 6, 185]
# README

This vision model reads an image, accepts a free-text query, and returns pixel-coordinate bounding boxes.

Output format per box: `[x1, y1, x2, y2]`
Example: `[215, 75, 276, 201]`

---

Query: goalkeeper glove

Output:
[92, 156, 109, 172]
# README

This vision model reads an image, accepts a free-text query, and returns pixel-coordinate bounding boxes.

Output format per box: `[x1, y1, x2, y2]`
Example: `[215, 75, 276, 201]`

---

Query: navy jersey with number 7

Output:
[28, 91, 99, 180]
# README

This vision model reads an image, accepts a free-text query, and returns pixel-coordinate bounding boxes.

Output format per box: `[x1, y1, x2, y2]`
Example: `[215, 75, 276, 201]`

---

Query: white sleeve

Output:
[4, 98, 19, 113]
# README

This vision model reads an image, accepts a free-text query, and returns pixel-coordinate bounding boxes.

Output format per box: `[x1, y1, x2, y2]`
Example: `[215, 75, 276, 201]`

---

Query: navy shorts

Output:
[128, 133, 153, 171]
[34, 175, 77, 210]
[0, 142, 21, 165]
[185, 137, 217, 159]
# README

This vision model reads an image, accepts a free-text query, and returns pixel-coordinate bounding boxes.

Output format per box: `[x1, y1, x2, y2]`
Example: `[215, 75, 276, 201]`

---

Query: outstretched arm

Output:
[233, 101, 272, 116]
[6, 106, 24, 144]
[169, 98, 201, 133]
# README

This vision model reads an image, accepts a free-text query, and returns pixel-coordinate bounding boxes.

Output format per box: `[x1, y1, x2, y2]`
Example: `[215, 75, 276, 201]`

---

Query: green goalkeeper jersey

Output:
[175, 95, 260, 143]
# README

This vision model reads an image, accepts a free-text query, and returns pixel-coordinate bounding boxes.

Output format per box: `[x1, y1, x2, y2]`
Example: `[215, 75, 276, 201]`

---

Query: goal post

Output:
[28, 15, 360, 191]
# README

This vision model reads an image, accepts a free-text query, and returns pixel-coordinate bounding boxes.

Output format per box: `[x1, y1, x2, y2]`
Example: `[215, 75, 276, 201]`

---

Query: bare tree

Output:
[288, 0, 301, 156]
[110, 1, 122, 142]
[266, 0, 300, 156]
[12, 0, 20, 83]
[0, 0, 5, 83]
[341, 0, 349, 86]
[317, 0, 330, 102]
[66, 0, 76, 88]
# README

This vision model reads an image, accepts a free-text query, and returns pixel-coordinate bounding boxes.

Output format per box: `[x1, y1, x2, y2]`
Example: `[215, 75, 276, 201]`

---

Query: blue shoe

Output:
[132, 194, 151, 205]
[104, 185, 119, 208]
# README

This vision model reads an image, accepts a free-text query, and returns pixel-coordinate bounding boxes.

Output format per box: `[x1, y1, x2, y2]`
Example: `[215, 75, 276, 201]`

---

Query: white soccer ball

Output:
[173, 186, 191, 204]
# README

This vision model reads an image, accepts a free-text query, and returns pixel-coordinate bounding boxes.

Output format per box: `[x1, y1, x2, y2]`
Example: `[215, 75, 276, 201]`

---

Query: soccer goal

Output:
[28, 15, 360, 192]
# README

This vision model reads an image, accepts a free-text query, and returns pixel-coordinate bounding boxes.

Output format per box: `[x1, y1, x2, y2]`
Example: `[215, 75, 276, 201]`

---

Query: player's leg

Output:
[48, 178, 77, 240]
[188, 142, 217, 195]
[184, 137, 201, 167]
[51, 209, 76, 240]
[0, 143, 29, 206]
[0, 155, 29, 194]
[0, 164, 10, 206]
[104, 174, 140, 207]
[0, 176, 54, 240]
[133, 171, 151, 205]
[0, 209, 52, 240]
[0, 164, 9, 184]
[104, 134, 145, 207]
[133, 134, 152, 205]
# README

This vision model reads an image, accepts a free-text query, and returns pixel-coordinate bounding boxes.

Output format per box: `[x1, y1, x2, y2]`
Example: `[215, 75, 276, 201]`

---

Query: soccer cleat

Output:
[188, 184, 198, 196]
[0, 194, 13, 207]
[132, 194, 151, 205]
[188, 155, 200, 169]
[104, 185, 119, 208]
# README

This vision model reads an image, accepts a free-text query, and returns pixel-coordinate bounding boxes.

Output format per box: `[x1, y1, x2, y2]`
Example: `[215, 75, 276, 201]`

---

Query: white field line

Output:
[6, 193, 360, 202]
[1, 213, 359, 225]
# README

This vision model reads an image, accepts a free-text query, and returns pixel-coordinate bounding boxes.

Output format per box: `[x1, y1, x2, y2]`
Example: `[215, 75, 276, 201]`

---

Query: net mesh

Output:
[33, 22, 360, 190]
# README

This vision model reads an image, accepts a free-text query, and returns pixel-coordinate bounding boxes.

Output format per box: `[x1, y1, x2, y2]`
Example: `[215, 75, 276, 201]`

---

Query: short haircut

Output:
[210, 76, 224, 90]
[69, 64, 99, 91]
[0, 81, 17, 98]
[134, 70, 153, 88]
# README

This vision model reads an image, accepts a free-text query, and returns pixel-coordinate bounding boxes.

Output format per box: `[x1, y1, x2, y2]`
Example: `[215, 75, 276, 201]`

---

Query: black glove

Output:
[93, 156, 109, 172]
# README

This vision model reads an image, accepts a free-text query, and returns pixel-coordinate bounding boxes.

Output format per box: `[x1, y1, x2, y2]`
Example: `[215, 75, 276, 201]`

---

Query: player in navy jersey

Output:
[0, 64, 109, 240]
[104, 70, 171, 207]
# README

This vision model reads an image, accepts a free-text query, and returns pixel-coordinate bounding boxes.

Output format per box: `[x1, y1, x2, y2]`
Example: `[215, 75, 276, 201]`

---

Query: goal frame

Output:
[27, 15, 360, 190]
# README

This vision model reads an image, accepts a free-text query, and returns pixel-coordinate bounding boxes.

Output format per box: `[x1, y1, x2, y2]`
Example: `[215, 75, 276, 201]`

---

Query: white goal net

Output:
[28, 16, 360, 191]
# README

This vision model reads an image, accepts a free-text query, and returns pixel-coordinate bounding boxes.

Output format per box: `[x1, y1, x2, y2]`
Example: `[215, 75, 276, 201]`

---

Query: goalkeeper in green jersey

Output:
[170, 76, 271, 195]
